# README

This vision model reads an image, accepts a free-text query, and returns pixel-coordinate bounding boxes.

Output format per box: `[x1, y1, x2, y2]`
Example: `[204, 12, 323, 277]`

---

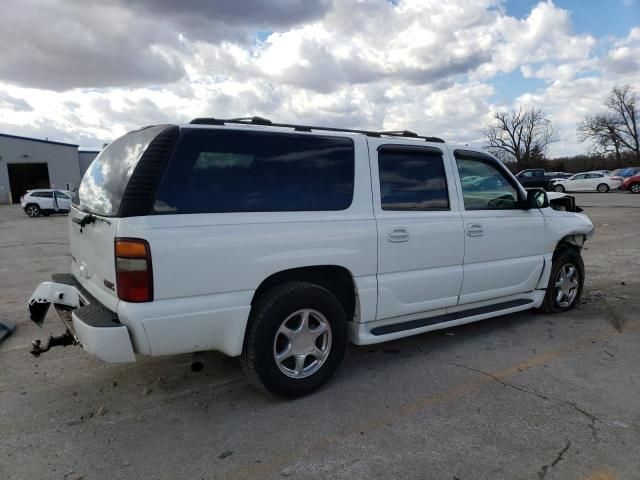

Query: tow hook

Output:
[30, 330, 77, 357]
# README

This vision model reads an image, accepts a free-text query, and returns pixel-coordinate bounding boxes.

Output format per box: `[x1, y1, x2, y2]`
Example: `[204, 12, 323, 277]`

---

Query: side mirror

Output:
[524, 189, 549, 209]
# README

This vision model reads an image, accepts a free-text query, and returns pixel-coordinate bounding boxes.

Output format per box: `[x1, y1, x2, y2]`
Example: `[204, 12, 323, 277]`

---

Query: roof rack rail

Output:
[188, 117, 445, 143]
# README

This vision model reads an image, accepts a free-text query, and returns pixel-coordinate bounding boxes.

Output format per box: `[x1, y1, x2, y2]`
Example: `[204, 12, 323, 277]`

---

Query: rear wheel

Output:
[597, 183, 609, 193]
[241, 281, 348, 398]
[630, 183, 640, 194]
[541, 248, 584, 313]
[25, 204, 40, 217]
[554, 184, 565, 192]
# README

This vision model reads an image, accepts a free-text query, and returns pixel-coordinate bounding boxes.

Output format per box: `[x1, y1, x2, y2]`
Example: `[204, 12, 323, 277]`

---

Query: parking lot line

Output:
[582, 468, 618, 480]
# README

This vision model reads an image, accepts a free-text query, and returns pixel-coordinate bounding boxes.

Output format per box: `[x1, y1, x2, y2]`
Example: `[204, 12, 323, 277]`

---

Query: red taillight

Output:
[115, 238, 153, 302]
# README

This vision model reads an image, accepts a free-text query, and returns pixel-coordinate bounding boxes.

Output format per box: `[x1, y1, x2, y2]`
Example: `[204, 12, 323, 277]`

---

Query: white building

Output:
[0, 133, 99, 204]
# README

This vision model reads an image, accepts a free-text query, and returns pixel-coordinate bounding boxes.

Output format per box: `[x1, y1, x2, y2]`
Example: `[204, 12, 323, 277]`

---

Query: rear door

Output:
[369, 139, 464, 320]
[584, 173, 603, 191]
[454, 151, 545, 305]
[70, 125, 171, 311]
[35, 191, 54, 209]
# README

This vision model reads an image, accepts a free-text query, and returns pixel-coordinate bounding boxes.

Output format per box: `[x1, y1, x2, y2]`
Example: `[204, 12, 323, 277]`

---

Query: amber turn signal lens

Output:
[115, 240, 148, 258]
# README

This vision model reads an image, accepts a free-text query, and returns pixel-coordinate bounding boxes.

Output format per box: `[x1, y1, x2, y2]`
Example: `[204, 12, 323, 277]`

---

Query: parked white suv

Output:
[28, 118, 594, 397]
[21, 189, 72, 217]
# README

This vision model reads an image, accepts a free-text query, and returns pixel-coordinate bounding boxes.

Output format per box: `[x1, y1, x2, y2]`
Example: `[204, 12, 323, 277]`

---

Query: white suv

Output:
[21, 189, 72, 217]
[28, 118, 594, 397]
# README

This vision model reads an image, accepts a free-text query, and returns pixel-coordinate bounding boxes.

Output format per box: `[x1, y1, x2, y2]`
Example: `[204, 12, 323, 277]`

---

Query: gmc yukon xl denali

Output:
[28, 117, 594, 397]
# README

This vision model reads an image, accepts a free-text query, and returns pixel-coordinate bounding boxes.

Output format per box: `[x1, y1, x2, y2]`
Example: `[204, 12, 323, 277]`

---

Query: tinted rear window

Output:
[153, 129, 355, 213]
[74, 125, 167, 216]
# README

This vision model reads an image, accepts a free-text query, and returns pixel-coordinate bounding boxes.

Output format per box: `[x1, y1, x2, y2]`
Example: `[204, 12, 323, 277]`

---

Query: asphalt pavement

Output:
[1, 192, 639, 480]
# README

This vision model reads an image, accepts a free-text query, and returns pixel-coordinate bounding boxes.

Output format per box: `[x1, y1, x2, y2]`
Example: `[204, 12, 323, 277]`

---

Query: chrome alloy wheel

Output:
[26, 205, 39, 217]
[273, 309, 332, 379]
[555, 263, 579, 308]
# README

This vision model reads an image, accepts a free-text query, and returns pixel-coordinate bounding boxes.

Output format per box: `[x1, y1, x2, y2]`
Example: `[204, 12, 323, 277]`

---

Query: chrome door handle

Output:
[466, 223, 484, 237]
[388, 227, 410, 243]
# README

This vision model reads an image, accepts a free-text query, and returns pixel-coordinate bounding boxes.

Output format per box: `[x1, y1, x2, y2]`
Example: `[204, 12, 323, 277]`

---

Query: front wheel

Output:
[241, 281, 348, 398]
[630, 183, 640, 194]
[541, 248, 584, 313]
[554, 184, 565, 192]
[597, 183, 610, 193]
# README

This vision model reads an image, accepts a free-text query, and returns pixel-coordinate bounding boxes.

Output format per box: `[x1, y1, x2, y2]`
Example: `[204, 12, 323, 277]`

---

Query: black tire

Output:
[630, 183, 640, 194]
[540, 247, 584, 313]
[25, 204, 40, 217]
[241, 281, 348, 398]
[554, 184, 565, 192]
[597, 183, 609, 193]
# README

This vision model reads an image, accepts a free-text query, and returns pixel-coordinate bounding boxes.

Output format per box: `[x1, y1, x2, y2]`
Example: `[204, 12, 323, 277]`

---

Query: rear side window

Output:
[378, 148, 449, 211]
[153, 129, 355, 213]
[32, 191, 53, 198]
[74, 125, 168, 216]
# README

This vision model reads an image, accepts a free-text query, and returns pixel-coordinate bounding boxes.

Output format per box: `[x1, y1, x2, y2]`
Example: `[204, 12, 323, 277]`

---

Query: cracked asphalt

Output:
[1, 192, 639, 480]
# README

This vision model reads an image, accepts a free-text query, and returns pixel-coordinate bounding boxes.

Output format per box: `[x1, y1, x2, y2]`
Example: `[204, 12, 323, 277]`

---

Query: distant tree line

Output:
[482, 84, 639, 173]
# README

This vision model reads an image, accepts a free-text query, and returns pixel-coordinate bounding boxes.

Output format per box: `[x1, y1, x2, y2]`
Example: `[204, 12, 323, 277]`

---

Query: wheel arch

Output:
[555, 234, 586, 256]
[251, 265, 359, 322]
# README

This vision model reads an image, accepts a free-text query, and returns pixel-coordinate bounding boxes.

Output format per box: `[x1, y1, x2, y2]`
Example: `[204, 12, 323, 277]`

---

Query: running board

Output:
[370, 299, 534, 336]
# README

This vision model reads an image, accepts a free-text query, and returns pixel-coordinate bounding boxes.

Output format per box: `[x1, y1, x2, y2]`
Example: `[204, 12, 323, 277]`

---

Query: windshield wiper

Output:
[72, 212, 95, 226]
[72, 213, 95, 233]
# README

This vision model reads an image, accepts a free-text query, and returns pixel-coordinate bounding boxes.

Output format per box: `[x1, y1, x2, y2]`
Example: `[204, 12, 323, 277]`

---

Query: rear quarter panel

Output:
[115, 135, 378, 356]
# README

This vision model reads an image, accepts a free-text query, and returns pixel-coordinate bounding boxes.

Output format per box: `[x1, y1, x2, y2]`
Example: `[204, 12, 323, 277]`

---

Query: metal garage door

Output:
[8, 163, 50, 203]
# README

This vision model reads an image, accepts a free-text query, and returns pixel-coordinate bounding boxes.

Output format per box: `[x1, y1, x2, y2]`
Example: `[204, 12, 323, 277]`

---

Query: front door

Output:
[566, 174, 587, 191]
[454, 152, 546, 305]
[54, 191, 71, 211]
[370, 140, 465, 320]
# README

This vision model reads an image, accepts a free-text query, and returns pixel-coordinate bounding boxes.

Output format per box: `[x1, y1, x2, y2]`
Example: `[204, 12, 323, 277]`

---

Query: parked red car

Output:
[621, 174, 640, 193]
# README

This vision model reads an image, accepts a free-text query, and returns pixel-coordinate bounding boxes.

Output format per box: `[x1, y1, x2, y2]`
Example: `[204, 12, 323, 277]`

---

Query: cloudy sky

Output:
[0, 0, 638, 156]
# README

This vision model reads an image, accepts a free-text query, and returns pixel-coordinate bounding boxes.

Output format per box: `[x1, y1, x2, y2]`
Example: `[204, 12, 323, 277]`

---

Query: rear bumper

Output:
[28, 274, 135, 363]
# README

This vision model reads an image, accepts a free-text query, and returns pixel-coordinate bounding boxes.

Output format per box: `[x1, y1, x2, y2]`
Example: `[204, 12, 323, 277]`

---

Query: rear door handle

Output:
[388, 227, 410, 243]
[466, 223, 484, 237]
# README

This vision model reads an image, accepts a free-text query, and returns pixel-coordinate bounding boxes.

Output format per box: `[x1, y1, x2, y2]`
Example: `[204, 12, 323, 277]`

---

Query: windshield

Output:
[73, 126, 167, 216]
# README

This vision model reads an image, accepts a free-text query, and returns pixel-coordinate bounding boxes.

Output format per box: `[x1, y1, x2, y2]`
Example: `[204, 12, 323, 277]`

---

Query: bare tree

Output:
[577, 114, 622, 161]
[481, 107, 559, 166]
[578, 84, 639, 164]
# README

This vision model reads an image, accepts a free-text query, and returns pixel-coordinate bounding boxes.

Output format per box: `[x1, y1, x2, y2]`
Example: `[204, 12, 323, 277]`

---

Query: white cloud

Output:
[0, 0, 638, 157]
